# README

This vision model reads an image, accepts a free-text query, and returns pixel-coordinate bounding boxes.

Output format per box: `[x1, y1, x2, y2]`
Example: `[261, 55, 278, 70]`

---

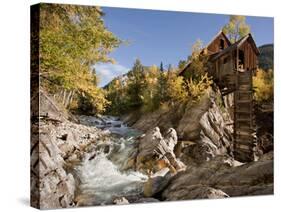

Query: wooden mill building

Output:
[179, 31, 260, 162]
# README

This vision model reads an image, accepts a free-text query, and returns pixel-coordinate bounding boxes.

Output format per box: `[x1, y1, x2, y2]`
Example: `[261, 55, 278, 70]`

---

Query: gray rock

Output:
[31, 124, 76, 209]
[259, 132, 273, 153]
[162, 156, 273, 200]
[259, 151, 274, 161]
[113, 197, 129, 205]
[136, 127, 186, 174]
[164, 185, 229, 201]
[143, 168, 172, 197]
[133, 198, 160, 203]
[31, 114, 110, 209]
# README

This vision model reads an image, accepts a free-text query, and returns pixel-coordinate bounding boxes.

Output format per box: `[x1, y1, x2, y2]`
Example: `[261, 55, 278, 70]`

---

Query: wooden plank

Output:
[236, 112, 251, 116]
[236, 99, 251, 103]
[235, 143, 252, 151]
[237, 127, 253, 133]
[236, 91, 252, 94]
[237, 93, 251, 101]
[238, 85, 251, 90]
[236, 134, 253, 141]
[235, 138, 253, 145]
[236, 110, 252, 114]
[236, 104, 251, 110]
[236, 130, 254, 136]
[236, 124, 252, 129]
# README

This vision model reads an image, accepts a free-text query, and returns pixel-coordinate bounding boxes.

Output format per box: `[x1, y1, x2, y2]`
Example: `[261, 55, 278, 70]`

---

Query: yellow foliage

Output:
[166, 74, 188, 103]
[253, 69, 273, 103]
[186, 73, 213, 102]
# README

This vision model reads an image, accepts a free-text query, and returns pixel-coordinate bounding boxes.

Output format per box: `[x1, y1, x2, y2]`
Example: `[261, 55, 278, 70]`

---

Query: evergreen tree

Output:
[91, 67, 98, 86]
[126, 59, 147, 108]
[167, 64, 173, 72]
[160, 62, 164, 72]
[156, 70, 168, 104]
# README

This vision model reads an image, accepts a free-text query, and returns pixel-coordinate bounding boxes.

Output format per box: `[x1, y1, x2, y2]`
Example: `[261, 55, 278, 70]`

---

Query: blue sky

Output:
[95, 7, 274, 86]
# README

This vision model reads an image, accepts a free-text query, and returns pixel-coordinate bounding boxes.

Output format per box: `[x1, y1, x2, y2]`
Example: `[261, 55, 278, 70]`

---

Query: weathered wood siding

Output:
[207, 33, 231, 54]
[238, 41, 258, 70]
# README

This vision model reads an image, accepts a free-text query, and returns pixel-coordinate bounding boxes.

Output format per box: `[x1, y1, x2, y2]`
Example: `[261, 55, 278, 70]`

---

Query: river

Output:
[74, 115, 148, 205]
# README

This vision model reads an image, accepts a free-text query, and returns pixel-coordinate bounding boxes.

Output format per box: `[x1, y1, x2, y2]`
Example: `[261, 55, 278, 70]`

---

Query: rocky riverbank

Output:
[31, 89, 273, 209]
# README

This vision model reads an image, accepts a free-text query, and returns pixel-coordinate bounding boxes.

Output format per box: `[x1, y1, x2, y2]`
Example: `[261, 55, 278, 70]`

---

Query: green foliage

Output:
[126, 59, 148, 108]
[154, 70, 168, 104]
[253, 68, 274, 103]
[222, 15, 250, 43]
[178, 60, 188, 70]
[39, 4, 121, 114]
[105, 78, 128, 115]
[160, 62, 164, 72]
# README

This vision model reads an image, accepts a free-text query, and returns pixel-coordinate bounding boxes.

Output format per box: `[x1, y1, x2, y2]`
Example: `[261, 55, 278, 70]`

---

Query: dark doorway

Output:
[238, 50, 245, 69]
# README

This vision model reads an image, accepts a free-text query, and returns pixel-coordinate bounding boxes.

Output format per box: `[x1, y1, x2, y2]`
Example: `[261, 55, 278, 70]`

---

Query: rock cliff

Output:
[31, 92, 111, 209]
[124, 87, 234, 164]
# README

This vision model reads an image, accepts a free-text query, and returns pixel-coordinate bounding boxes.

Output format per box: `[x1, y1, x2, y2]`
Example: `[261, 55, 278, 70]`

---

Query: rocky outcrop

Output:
[136, 127, 186, 174]
[125, 88, 234, 164]
[39, 90, 76, 122]
[163, 185, 229, 200]
[31, 120, 111, 209]
[31, 91, 111, 209]
[162, 156, 273, 200]
[31, 123, 76, 209]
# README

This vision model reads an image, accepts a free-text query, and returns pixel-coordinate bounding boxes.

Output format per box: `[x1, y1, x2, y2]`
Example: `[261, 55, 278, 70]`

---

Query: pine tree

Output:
[156, 71, 168, 104]
[160, 62, 164, 72]
[91, 67, 98, 86]
[126, 59, 147, 108]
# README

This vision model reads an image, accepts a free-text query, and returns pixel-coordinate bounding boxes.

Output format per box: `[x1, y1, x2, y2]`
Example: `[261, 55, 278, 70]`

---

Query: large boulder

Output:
[163, 185, 229, 201]
[162, 156, 273, 200]
[177, 90, 233, 163]
[136, 127, 186, 174]
[143, 168, 172, 197]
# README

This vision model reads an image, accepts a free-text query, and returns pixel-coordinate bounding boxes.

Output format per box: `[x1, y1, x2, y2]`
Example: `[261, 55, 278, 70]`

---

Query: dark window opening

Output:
[223, 56, 229, 64]
[238, 50, 245, 69]
[219, 39, 225, 50]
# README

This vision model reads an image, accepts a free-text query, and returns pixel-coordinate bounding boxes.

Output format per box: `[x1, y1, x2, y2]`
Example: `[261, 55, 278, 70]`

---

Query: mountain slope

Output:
[258, 44, 273, 70]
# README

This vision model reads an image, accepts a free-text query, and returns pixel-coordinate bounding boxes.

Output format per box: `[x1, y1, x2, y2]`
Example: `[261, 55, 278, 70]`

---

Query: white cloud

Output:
[94, 63, 129, 87]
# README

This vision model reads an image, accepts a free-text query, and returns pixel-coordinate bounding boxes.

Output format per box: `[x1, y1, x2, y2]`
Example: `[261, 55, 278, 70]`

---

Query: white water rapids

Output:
[74, 115, 148, 205]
